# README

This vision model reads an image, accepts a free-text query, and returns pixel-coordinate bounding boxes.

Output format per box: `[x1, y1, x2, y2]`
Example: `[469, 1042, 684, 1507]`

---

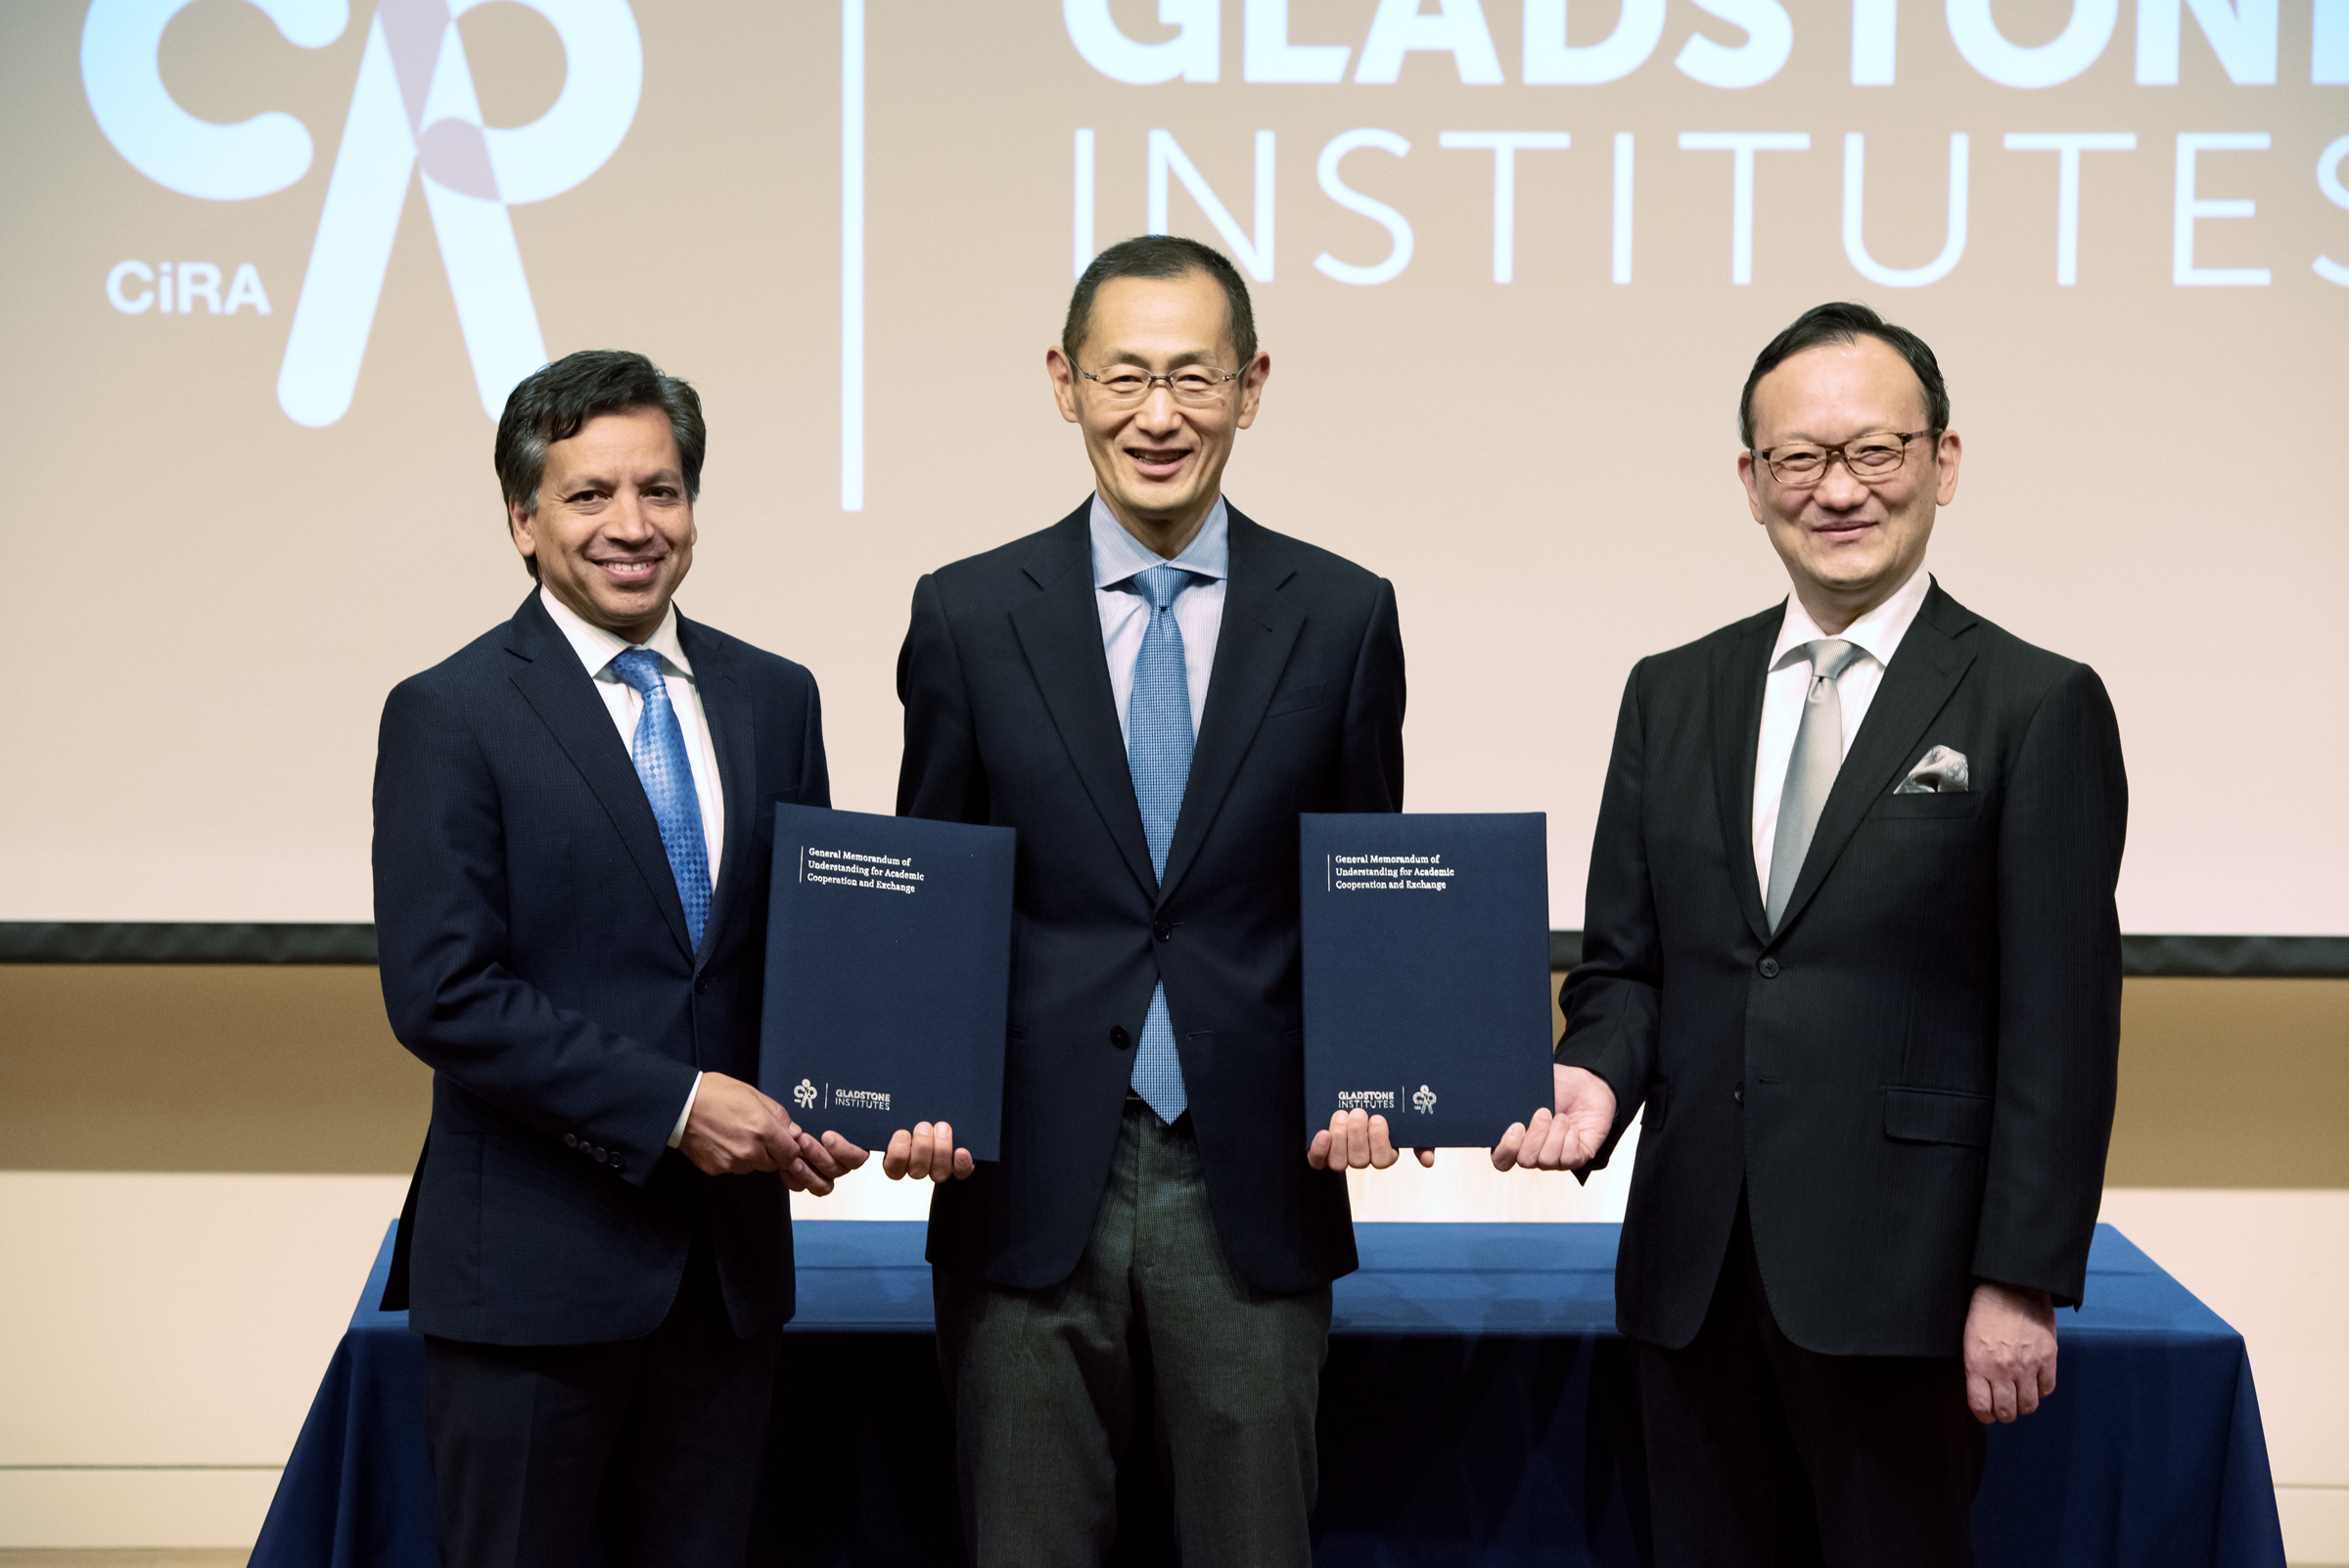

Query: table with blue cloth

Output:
[250, 1221, 2286, 1568]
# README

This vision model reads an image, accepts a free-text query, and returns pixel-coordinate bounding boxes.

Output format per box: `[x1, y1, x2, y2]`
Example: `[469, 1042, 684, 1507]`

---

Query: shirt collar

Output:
[1089, 494, 1230, 590]
[1770, 564, 1934, 672]
[538, 585, 694, 681]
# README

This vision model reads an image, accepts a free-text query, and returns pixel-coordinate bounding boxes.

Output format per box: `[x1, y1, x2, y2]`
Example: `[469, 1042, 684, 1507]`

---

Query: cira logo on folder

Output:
[792, 1079, 818, 1110]
[1413, 1084, 1439, 1115]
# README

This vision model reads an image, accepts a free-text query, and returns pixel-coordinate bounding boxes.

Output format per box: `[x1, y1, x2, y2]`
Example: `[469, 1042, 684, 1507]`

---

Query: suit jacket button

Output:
[695, 975, 709, 993]
[1153, 919, 1174, 943]
[1110, 1025, 1131, 1049]
[1757, 957, 1780, 978]
[1732, 1086, 1746, 1105]
[563, 1133, 578, 1148]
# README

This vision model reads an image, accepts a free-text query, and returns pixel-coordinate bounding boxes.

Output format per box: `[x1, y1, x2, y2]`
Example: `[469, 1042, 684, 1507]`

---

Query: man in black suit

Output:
[888, 235, 1413, 1565]
[374, 349, 859, 1568]
[1498, 302, 2127, 1564]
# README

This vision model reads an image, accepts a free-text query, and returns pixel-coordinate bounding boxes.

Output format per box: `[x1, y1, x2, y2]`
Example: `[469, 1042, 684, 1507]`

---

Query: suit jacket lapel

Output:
[504, 594, 695, 959]
[1770, 584, 1978, 941]
[680, 615, 754, 968]
[1157, 509, 1304, 906]
[1711, 611, 1777, 948]
[1007, 509, 1160, 900]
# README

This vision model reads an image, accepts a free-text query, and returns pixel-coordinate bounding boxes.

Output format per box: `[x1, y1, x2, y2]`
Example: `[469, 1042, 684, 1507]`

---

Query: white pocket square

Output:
[1895, 745, 1970, 794]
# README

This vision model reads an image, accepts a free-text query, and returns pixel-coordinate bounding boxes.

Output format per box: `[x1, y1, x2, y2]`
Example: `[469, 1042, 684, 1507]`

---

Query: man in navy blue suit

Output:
[890, 237, 1415, 1565]
[373, 349, 861, 1568]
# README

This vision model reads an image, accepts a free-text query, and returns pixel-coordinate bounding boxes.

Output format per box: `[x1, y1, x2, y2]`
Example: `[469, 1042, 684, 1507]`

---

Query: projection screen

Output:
[4, 0, 2345, 934]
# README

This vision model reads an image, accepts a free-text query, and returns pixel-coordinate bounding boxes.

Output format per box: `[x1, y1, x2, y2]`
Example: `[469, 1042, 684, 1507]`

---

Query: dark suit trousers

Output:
[422, 1225, 779, 1568]
[935, 1100, 1332, 1568]
[1638, 1194, 1985, 1568]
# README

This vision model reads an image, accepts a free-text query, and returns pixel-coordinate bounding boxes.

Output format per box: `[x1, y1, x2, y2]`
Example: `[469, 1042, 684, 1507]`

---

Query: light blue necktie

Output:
[1127, 564, 1194, 1123]
[613, 648, 712, 952]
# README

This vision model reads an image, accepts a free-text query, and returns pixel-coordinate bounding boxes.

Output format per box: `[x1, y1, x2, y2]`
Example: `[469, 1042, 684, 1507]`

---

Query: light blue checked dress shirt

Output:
[1091, 497, 1228, 1123]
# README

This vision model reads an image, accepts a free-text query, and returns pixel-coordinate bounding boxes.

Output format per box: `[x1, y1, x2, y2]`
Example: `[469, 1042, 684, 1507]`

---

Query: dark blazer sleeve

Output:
[1973, 663, 2127, 1306]
[373, 677, 697, 1187]
[896, 573, 990, 826]
[1338, 576, 1407, 811]
[801, 674, 834, 810]
[1557, 663, 1664, 1164]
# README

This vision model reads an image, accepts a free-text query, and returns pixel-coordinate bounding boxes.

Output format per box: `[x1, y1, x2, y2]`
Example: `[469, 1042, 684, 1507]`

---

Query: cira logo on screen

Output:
[80, 0, 643, 428]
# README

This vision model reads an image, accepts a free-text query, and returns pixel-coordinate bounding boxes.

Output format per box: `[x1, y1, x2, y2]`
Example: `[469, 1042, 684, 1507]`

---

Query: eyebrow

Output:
[1093, 349, 1221, 368]
[562, 467, 684, 492]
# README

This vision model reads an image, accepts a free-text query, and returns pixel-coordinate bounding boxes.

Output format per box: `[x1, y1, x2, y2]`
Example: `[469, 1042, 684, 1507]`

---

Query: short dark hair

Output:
[1063, 235, 1259, 367]
[1739, 301, 1950, 449]
[494, 349, 706, 578]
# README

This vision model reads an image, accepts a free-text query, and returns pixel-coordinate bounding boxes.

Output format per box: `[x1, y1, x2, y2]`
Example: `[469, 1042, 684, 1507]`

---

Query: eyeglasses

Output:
[1077, 364, 1243, 408]
[1751, 430, 1936, 487]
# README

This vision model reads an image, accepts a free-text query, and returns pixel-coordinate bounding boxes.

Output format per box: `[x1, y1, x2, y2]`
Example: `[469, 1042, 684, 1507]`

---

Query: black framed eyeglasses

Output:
[1752, 430, 1937, 486]
[1077, 364, 1243, 408]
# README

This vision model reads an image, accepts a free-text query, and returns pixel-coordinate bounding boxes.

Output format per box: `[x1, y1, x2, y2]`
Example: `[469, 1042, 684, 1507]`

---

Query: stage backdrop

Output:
[3, 0, 2344, 932]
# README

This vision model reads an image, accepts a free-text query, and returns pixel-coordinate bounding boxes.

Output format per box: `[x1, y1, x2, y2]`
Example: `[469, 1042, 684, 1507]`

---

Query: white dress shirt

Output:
[538, 586, 722, 1146]
[1750, 566, 1934, 899]
[1090, 494, 1229, 741]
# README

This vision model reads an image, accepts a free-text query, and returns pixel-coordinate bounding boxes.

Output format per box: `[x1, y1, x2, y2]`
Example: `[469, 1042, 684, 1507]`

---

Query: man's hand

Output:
[1307, 1108, 1435, 1172]
[1964, 1280, 2057, 1423]
[678, 1073, 804, 1177]
[785, 1130, 871, 1197]
[882, 1122, 976, 1182]
[1492, 1065, 1617, 1172]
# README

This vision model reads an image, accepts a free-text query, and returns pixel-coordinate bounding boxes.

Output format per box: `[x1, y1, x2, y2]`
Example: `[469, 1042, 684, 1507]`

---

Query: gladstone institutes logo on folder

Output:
[1334, 1084, 1440, 1116]
[81, 0, 644, 426]
[788, 1077, 891, 1114]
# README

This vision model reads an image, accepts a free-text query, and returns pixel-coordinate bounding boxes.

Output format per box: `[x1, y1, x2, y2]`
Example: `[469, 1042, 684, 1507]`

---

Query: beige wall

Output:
[3, 966, 2341, 1184]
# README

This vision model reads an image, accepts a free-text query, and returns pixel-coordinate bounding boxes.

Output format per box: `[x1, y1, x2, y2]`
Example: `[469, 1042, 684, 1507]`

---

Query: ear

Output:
[1045, 345, 1081, 425]
[1737, 449, 1767, 525]
[1931, 429, 1961, 506]
[509, 499, 539, 562]
[1234, 351, 1271, 432]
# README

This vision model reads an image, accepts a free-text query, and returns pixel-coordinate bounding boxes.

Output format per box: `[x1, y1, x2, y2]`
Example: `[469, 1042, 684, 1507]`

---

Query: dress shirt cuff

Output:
[668, 1072, 704, 1149]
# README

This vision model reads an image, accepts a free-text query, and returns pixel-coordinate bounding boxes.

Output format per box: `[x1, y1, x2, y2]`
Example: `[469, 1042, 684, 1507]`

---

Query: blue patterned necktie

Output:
[1127, 564, 1195, 1123]
[613, 647, 712, 952]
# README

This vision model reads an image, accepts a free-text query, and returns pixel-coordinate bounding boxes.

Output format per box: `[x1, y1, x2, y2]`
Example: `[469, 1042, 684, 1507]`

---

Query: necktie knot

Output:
[612, 646, 665, 695]
[1134, 564, 1189, 613]
[1803, 637, 1862, 687]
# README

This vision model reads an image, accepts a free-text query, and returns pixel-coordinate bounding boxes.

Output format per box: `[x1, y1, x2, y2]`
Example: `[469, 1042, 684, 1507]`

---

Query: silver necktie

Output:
[1766, 638, 1863, 932]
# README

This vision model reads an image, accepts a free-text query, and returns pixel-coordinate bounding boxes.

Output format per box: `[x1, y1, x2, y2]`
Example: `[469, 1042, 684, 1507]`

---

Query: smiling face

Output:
[1738, 336, 1961, 633]
[1046, 270, 1269, 555]
[510, 405, 697, 642]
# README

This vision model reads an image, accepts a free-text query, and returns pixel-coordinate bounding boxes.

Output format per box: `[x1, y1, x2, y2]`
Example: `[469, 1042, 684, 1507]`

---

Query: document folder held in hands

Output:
[760, 805, 1014, 1162]
[1300, 812, 1554, 1150]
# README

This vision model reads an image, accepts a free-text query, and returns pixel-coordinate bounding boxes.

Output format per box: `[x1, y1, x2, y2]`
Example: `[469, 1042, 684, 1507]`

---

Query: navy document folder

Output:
[760, 805, 1014, 1162]
[1300, 812, 1554, 1149]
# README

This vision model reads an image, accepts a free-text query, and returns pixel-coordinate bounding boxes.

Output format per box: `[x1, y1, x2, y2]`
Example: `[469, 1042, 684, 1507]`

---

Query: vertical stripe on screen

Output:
[1075, 128, 1096, 279]
[841, 0, 866, 511]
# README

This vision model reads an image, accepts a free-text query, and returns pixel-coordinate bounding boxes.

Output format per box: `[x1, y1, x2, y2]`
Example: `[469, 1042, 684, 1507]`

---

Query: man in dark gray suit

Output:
[1499, 302, 2128, 1564]
[888, 236, 1418, 1566]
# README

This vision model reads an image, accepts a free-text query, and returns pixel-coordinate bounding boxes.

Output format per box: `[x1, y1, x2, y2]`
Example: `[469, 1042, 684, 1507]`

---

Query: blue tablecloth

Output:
[250, 1222, 2285, 1567]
